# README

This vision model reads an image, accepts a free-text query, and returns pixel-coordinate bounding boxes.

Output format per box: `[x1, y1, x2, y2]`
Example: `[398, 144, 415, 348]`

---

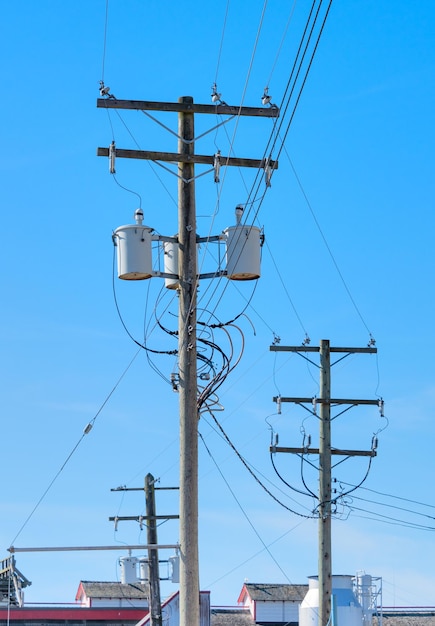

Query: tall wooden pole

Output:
[319, 339, 332, 626]
[145, 473, 162, 626]
[96, 94, 280, 626]
[178, 96, 199, 626]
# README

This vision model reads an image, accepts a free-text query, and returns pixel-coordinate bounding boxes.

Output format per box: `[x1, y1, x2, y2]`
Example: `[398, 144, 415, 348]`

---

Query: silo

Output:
[299, 575, 363, 626]
[355, 573, 374, 626]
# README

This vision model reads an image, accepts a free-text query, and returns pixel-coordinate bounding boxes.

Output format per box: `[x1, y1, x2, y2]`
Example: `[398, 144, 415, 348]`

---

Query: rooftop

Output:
[240, 583, 308, 603]
[77, 581, 149, 600]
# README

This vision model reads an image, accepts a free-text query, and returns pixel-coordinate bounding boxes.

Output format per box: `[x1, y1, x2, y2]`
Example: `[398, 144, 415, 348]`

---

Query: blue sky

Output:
[1, 0, 435, 610]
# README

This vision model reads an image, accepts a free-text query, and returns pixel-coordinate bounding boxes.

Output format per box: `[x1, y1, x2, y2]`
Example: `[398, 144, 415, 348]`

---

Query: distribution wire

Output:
[111, 245, 177, 358]
[344, 505, 435, 532]
[213, 0, 230, 88]
[195, 1, 333, 333]
[188, 1, 272, 337]
[339, 482, 435, 512]
[283, 144, 375, 340]
[342, 493, 435, 525]
[263, 0, 298, 90]
[203, 405, 314, 519]
[205, 518, 310, 596]
[101, 0, 109, 84]
[9, 347, 143, 547]
[199, 430, 298, 584]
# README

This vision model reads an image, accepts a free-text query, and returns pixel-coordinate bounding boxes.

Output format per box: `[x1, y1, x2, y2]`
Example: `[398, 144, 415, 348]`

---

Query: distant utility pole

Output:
[109, 475, 179, 626]
[270, 339, 378, 626]
[98, 95, 279, 626]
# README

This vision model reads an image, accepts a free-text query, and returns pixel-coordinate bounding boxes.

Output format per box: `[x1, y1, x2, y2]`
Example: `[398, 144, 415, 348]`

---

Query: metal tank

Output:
[299, 575, 363, 626]
[113, 209, 153, 280]
[119, 556, 138, 584]
[224, 205, 262, 280]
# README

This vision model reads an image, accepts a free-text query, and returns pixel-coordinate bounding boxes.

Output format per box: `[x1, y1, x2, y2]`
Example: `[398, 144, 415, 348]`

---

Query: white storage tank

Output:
[224, 205, 262, 280]
[355, 573, 374, 626]
[113, 209, 153, 280]
[299, 575, 363, 626]
[119, 556, 138, 584]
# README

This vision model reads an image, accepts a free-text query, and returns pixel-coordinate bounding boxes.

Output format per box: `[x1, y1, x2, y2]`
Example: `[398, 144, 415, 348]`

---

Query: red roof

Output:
[0, 606, 148, 621]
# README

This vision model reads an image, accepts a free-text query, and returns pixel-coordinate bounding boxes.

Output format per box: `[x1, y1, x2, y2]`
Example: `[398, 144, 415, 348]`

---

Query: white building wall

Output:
[255, 600, 300, 623]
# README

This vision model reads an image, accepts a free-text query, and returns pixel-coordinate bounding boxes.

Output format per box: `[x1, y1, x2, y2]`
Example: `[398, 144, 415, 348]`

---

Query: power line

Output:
[9, 348, 142, 546]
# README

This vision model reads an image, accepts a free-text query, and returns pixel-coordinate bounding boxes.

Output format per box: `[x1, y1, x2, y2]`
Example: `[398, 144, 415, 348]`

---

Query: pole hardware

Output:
[270, 340, 380, 626]
[99, 94, 280, 626]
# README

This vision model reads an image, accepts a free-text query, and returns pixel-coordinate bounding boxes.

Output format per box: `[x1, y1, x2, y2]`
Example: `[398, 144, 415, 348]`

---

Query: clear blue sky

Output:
[1, 0, 435, 609]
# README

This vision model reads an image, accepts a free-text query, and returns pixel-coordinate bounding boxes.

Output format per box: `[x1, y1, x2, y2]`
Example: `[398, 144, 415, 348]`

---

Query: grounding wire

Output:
[9, 347, 142, 547]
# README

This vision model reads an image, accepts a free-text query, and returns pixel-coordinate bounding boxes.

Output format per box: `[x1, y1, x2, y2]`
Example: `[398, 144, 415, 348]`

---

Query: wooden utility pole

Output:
[145, 473, 162, 626]
[108, 480, 178, 625]
[98, 95, 279, 626]
[270, 341, 378, 626]
[318, 339, 332, 626]
[177, 96, 199, 626]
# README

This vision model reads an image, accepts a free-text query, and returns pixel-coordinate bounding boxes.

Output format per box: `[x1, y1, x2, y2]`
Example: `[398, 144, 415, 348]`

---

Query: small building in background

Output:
[76, 581, 149, 608]
[237, 583, 308, 625]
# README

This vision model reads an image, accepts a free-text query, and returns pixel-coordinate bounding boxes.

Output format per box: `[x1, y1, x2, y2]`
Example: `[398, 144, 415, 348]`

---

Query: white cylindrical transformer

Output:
[169, 554, 180, 583]
[224, 224, 262, 280]
[138, 558, 149, 583]
[299, 575, 363, 626]
[163, 240, 179, 289]
[119, 556, 138, 584]
[113, 210, 153, 280]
